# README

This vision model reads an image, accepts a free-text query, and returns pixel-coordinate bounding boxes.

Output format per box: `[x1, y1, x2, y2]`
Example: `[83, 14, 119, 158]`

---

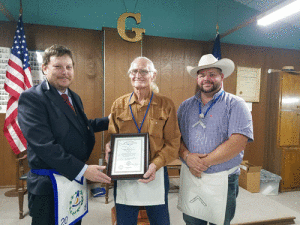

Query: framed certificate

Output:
[107, 133, 149, 180]
[236, 66, 261, 102]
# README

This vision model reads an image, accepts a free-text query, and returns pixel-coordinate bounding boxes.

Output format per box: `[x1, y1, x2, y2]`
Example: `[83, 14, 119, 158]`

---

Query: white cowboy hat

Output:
[187, 54, 235, 78]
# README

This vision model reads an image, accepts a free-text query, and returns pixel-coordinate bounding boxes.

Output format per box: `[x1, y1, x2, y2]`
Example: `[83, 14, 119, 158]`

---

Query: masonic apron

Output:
[31, 169, 88, 225]
[177, 163, 238, 225]
[116, 167, 165, 206]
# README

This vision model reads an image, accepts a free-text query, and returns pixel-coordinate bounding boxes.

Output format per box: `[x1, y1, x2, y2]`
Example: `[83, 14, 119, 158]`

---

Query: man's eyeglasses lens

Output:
[130, 70, 151, 76]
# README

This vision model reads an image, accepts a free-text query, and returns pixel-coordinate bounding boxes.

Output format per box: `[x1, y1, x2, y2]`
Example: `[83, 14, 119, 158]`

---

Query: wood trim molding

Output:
[231, 216, 296, 225]
[220, 16, 257, 39]
[0, 3, 16, 22]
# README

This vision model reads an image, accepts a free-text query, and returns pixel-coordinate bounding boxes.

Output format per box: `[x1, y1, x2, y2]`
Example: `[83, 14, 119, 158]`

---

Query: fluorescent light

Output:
[257, 0, 300, 26]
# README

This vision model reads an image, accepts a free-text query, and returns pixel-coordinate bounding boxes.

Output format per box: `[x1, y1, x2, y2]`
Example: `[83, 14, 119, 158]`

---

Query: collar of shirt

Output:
[58, 89, 73, 105]
[44, 79, 74, 106]
[195, 88, 224, 105]
[129, 91, 158, 106]
[58, 89, 69, 96]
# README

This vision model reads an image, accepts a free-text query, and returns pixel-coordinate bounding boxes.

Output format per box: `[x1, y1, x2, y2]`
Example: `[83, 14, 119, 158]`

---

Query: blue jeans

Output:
[114, 167, 170, 225]
[183, 174, 239, 225]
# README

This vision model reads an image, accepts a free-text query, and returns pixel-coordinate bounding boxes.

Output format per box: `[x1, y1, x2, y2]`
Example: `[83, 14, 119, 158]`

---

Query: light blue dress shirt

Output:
[177, 88, 254, 174]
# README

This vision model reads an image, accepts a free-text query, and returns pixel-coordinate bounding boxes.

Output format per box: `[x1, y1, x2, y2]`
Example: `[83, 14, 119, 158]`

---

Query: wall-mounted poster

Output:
[0, 47, 44, 113]
[236, 66, 261, 102]
[0, 47, 10, 114]
[29, 50, 44, 85]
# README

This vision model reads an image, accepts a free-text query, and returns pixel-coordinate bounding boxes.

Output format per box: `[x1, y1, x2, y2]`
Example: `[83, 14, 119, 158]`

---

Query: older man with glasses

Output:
[105, 56, 181, 225]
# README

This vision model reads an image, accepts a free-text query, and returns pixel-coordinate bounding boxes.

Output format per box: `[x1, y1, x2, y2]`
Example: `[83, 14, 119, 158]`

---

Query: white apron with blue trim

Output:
[52, 174, 88, 225]
[116, 167, 165, 206]
[177, 163, 238, 225]
[32, 170, 88, 225]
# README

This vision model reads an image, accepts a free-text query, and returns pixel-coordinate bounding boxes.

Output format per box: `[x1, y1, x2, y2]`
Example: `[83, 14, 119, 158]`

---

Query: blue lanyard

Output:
[129, 91, 154, 133]
[199, 90, 224, 118]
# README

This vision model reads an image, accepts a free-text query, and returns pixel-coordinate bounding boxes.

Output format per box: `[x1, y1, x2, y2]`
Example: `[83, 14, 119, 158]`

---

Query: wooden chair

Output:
[102, 150, 114, 204]
[105, 182, 114, 204]
[16, 153, 28, 219]
[167, 159, 182, 177]
[166, 159, 182, 192]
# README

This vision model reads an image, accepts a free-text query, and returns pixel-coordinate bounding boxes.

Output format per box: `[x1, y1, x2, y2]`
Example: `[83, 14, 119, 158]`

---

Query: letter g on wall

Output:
[117, 13, 145, 42]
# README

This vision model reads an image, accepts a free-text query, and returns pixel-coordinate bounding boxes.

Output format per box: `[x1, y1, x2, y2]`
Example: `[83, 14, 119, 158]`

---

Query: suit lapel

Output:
[42, 81, 85, 138]
[70, 90, 93, 134]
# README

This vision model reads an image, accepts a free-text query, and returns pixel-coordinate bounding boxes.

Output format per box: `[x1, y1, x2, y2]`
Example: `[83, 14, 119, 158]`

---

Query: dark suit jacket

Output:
[18, 80, 109, 195]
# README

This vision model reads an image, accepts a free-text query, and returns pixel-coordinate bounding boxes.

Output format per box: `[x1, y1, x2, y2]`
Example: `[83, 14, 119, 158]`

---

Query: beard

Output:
[199, 81, 221, 93]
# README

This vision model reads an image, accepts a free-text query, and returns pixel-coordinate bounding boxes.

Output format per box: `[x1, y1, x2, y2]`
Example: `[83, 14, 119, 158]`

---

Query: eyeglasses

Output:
[129, 69, 152, 76]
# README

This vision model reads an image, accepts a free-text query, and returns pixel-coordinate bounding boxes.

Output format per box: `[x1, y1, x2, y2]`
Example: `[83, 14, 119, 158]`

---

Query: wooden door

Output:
[279, 73, 300, 147]
[279, 72, 300, 191]
[281, 148, 300, 191]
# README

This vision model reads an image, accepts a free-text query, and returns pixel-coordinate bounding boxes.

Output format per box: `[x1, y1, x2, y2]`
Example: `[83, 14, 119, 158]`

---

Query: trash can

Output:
[260, 169, 282, 195]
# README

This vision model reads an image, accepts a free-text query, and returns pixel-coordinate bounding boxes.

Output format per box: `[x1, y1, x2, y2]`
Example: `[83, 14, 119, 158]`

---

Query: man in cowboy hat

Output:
[177, 54, 253, 225]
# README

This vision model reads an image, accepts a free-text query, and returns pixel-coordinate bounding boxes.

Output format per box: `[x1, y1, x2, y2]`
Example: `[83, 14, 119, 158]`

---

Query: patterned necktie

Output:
[61, 94, 76, 113]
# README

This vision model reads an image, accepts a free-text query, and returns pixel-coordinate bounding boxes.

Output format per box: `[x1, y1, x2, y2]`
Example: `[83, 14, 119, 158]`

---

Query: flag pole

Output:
[4, 0, 29, 198]
[20, 0, 22, 15]
[5, 1, 22, 198]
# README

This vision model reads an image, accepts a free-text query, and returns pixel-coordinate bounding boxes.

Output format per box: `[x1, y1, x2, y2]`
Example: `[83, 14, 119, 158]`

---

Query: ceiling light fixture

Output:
[257, 0, 300, 26]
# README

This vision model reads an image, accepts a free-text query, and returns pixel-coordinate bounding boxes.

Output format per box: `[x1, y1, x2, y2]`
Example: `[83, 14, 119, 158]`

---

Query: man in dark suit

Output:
[18, 45, 111, 225]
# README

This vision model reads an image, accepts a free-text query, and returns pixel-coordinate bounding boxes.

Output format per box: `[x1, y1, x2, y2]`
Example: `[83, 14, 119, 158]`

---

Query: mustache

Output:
[133, 78, 145, 81]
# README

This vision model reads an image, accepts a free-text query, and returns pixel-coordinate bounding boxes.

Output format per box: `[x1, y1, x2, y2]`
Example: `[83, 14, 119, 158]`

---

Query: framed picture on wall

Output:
[236, 66, 261, 102]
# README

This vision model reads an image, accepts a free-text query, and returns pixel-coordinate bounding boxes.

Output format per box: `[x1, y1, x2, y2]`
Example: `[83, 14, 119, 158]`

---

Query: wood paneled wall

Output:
[0, 22, 105, 186]
[103, 28, 300, 170]
[220, 44, 271, 167]
[142, 36, 208, 109]
[208, 43, 300, 167]
[104, 28, 142, 116]
[1, 24, 300, 187]
[104, 30, 210, 112]
[103, 28, 142, 149]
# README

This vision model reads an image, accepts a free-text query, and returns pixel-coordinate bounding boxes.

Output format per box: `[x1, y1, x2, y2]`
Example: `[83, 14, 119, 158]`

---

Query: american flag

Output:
[212, 33, 222, 60]
[3, 15, 32, 155]
[212, 33, 223, 87]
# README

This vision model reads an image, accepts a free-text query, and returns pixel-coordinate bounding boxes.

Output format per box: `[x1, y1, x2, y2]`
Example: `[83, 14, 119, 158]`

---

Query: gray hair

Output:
[128, 57, 159, 93]
[128, 57, 157, 76]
